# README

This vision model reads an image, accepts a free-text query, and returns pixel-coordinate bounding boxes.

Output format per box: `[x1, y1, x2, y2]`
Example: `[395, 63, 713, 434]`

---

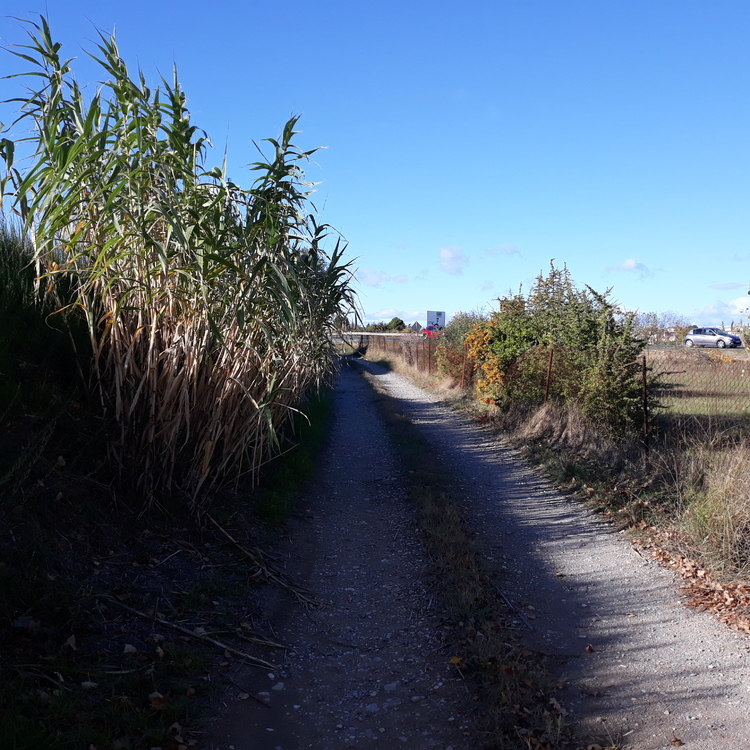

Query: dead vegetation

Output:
[0, 413, 331, 749]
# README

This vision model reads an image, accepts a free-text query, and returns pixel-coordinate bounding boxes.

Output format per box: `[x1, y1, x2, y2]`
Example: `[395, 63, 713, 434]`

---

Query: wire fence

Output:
[344, 333, 442, 375]
[343, 334, 750, 428]
[648, 348, 750, 420]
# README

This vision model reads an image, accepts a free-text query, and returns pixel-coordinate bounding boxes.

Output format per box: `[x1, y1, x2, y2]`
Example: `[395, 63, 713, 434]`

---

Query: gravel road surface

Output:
[211, 359, 750, 749]
[209, 361, 473, 750]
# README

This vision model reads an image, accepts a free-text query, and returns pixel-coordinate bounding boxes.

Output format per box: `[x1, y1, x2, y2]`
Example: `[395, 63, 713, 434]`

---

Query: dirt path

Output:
[208, 362, 473, 749]
[209, 360, 750, 749]
[364, 361, 750, 749]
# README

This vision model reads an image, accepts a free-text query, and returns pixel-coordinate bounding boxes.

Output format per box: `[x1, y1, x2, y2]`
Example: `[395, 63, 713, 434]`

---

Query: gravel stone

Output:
[208, 363, 472, 749]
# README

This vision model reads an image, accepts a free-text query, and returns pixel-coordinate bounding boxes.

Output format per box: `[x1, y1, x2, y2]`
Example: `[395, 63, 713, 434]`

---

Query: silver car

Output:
[684, 327, 742, 348]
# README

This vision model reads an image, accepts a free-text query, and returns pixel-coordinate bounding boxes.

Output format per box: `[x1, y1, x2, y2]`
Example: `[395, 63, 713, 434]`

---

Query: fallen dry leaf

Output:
[149, 691, 167, 710]
[669, 737, 684, 747]
[585, 644, 595, 653]
[123, 644, 137, 654]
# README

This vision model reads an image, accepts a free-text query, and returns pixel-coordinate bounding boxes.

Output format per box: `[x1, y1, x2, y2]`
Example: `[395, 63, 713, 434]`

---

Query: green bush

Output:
[468, 262, 649, 435]
[436, 310, 487, 381]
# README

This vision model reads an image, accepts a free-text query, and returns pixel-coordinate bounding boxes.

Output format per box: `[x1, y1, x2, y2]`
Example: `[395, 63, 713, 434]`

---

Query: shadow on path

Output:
[361, 359, 750, 750]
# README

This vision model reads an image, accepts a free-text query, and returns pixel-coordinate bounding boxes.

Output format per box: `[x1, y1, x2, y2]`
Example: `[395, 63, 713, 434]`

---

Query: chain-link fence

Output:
[648, 348, 750, 419]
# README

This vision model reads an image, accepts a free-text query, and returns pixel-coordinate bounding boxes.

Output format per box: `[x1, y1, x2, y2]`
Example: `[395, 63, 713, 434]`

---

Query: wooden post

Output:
[544, 345, 554, 404]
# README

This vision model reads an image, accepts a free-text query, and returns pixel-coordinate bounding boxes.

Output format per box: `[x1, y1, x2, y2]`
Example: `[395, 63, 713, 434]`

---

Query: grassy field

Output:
[648, 348, 750, 418]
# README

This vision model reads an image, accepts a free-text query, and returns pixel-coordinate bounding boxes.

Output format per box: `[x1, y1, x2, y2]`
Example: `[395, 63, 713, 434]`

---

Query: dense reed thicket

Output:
[0, 18, 355, 507]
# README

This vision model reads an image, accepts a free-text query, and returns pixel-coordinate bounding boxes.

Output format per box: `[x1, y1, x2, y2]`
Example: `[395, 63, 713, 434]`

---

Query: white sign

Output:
[427, 311, 445, 328]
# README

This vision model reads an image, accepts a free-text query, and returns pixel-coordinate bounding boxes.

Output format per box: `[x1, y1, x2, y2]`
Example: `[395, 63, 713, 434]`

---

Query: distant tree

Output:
[387, 316, 406, 331]
[631, 311, 691, 344]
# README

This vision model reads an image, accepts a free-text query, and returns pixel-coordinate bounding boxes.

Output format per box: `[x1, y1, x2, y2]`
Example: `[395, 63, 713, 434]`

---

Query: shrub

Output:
[436, 310, 487, 383]
[467, 262, 648, 434]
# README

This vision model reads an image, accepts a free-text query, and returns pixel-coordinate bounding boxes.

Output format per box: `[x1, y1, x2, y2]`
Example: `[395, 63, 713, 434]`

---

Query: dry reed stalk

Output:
[3, 17, 356, 508]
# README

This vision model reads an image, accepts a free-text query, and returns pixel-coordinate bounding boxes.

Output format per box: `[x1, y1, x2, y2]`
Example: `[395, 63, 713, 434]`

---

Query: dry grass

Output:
[649, 347, 750, 417]
[517, 402, 622, 463]
[651, 435, 750, 575]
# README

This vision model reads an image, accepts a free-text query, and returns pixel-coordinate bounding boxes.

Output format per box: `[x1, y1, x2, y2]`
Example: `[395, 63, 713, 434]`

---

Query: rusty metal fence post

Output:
[642, 354, 650, 463]
[544, 345, 554, 404]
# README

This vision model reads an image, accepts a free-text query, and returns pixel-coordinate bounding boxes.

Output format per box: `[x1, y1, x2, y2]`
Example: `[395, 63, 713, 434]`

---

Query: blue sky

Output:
[2, 1, 749, 326]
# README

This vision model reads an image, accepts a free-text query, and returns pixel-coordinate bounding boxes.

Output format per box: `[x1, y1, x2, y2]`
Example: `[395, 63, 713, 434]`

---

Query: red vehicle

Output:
[421, 325, 444, 339]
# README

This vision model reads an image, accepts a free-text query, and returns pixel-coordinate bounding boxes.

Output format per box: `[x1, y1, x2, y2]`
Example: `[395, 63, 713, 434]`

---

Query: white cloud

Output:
[365, 307, 425, 324]
[691, 296, 750, 326]
[356, 269, 409, 287]
[369, 307, 400, 319]
[414, 268, 430, 282]
[480, 280, 495, 291]
[439, 246, 469, 276]
[605, 258, 654, 280]
[484, 243, 520, 257]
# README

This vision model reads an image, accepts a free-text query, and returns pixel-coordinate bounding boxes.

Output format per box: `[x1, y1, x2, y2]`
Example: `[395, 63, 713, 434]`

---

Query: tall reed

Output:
[1, 17, 355, 507]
